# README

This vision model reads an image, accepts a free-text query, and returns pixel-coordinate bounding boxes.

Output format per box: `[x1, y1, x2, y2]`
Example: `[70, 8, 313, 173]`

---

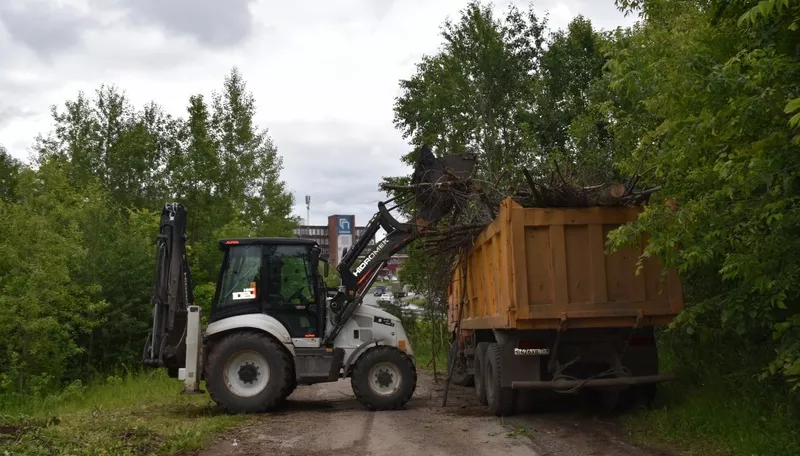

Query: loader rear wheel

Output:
[351, 345, 417, 411]
[474, 342, 489, 405]
[448, 339, 474, 386]
[205, 331, 293, 414]
[484, 343, 516, 416]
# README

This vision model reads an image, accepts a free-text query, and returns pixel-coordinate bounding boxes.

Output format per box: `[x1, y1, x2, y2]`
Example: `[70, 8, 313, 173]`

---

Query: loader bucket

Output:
[410, 144, 475, 229]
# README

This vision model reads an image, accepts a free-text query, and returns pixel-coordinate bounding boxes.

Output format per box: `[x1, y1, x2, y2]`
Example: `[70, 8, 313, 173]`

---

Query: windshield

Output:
[215, 245, 262, 308]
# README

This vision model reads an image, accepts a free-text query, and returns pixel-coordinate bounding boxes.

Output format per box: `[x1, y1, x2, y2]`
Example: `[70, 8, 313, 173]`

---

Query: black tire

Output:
[448, 339, 474, 386]
[639, 383, 657, 408]
[351, 345, 417, 411]
[285, 376, 298, 399]
[474, 342, 489, 405]
[484, 343, 516, 416]
[205, 331, 293, 414]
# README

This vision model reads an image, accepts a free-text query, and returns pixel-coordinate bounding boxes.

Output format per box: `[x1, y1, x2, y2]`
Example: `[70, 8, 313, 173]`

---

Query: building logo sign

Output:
[337, 216, 353, 235]
[336, 215, 355, 262]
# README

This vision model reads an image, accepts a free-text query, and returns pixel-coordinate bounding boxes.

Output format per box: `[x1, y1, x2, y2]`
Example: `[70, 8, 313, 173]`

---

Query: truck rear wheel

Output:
[474, 342, 489, 405]
[448, 339, 474, 386]
[484, 343, 516, 416]
[204, 331, 293, 414]
[351, 345, 417, 410]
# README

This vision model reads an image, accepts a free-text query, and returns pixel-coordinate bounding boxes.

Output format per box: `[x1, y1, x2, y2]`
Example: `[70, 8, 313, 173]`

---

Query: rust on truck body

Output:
[447, 197, 684, 332]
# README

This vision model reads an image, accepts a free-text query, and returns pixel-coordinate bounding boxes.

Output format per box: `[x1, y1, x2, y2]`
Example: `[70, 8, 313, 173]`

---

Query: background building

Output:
[292, 224, 329, 256]
[294, 214, 411, 279]
[293, 214, 377, 265]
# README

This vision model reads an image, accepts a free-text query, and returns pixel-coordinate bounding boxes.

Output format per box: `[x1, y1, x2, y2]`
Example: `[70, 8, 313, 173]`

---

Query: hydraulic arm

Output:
[323, 145, 475, 345]
[324, 201, 416, 344]
[142, 203, 195, 377]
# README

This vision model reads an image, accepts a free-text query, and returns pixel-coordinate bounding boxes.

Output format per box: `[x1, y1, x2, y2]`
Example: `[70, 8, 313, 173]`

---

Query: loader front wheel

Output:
[351, 345, 417, 411]
[205, 331, 293, 414]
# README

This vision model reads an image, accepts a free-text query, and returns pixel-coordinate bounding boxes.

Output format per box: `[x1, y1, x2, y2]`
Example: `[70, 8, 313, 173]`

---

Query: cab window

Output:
[215, 245, 261, 308]
[263, 245, 315, 308]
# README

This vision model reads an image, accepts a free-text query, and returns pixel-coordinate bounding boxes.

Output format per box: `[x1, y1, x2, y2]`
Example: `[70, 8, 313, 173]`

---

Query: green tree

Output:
[209, 67, 298, 237]
[527, 16, 621, 182]
[0, 159, 109, 394]
[35, 85, 173, 211]
[393, 1, 547, 189]
[603, 0, 800, 383]
[0, 146, 21, 201]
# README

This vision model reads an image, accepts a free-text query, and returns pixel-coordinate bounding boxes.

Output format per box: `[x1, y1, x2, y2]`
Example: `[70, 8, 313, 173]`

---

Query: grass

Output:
[410, 339, 448, 374]
[619, 338, 800, 456]
[405, 318, 449, 375]
[0, 369, 245, 455]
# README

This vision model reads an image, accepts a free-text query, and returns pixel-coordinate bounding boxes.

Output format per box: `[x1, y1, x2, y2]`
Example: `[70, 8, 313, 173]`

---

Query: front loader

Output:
[141, 145, 474, 413]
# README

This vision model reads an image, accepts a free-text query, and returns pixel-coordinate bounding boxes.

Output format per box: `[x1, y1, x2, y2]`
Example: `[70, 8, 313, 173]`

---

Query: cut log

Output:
[594, 183, 627, 206]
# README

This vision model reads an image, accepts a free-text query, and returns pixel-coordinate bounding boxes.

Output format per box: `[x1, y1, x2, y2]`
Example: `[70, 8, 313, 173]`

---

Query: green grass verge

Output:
[619, 338, 800, 456]
[0, 370, 245, 455]
[410, 338, 448, 373]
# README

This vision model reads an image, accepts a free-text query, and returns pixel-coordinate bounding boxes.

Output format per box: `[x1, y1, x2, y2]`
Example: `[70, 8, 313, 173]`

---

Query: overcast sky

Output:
[0, 0, 636, 228]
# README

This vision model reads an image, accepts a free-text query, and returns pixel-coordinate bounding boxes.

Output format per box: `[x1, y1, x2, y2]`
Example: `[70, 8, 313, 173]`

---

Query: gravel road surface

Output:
[196, 368, 667, 456]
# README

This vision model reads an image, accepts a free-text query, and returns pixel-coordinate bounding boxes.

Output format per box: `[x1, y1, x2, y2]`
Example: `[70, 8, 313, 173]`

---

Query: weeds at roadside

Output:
[505, 425, 535, 439]
[0, 369, 244, 455]
[619, 336, 800, 456]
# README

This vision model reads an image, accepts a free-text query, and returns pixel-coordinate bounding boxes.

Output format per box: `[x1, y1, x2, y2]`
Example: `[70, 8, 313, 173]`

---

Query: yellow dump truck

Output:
[446, 197, 684, 416]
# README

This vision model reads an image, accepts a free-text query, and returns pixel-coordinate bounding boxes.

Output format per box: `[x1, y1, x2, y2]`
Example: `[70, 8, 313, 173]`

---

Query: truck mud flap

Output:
[511, 374, 675, 390]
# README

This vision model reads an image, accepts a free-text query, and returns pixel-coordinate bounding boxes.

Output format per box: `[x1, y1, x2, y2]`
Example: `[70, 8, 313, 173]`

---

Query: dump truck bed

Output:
[448, 197, 684, 331]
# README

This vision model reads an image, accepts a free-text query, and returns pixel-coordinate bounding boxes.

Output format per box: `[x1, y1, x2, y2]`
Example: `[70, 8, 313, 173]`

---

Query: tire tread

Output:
[485, 343, 516, 416]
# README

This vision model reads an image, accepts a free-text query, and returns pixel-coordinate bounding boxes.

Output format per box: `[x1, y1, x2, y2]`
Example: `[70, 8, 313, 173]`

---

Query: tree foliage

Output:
[0, 68, 297, 397]
[603, 0, 800, 384]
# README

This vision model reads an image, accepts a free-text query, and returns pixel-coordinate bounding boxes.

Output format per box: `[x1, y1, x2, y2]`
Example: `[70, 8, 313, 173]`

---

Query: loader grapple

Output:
[411, 145, 476, 228]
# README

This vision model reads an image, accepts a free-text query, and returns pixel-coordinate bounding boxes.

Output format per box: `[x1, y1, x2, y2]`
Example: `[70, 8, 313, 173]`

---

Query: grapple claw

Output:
[410, 144, 476, 229]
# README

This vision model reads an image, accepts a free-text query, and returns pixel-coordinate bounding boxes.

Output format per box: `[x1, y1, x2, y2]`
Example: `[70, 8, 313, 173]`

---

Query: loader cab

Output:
[209, 238, 327, 339]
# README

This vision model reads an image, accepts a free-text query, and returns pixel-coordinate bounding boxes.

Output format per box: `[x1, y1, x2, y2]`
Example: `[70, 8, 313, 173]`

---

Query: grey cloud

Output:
[0, 1, 98, 59]
[366, 0, 398, 21]
[114, 0, 257, 48]
[276, 139, 410, 227]
[0, 105, 37, 128]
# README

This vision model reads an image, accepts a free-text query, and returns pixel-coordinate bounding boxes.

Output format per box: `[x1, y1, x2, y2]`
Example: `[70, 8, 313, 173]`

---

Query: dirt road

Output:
[197, 369, 666, 456]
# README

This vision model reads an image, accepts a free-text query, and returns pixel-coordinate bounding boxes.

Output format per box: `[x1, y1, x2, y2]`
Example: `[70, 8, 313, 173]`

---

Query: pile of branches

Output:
[382, 164, 660, 259]
[515, 166, 660, 209]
